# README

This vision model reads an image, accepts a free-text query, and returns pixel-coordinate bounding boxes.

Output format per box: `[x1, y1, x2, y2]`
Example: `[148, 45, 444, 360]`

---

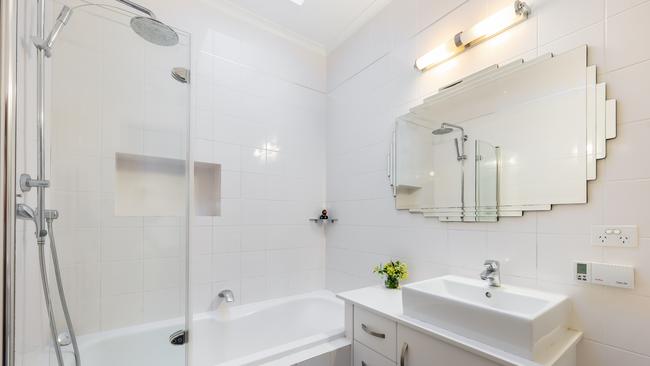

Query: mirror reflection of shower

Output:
[21, 1, 182, 365]
[432, 122, 469, 211]
[432, 122, 468, 161]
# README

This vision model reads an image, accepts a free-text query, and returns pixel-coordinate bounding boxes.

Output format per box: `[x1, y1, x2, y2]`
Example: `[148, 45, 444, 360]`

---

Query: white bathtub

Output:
[76, 290, 345, 366]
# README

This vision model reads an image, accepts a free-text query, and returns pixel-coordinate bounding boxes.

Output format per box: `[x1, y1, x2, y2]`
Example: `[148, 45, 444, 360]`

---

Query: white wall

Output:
[325, 0, 650, 365]
[161, 0, 329, 311]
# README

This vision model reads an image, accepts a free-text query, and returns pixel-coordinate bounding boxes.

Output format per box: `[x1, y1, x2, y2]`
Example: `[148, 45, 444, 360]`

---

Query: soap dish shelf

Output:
[309, 218, 338, 224]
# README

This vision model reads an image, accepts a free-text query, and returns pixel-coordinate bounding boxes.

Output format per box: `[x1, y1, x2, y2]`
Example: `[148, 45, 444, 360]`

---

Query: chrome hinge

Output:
[169, 330, 187, 346]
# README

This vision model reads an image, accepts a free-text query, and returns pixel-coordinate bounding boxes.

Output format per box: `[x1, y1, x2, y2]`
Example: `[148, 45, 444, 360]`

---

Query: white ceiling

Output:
[226, 0, 392, 53]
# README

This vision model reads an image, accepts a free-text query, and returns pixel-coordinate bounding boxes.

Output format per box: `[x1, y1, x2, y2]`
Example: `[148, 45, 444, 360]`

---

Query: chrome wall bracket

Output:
[19, 173, 49, 192]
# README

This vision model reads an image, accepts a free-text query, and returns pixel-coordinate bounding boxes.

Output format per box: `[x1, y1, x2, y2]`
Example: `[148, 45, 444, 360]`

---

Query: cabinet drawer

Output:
[397, 324, 501, 366]
[354, 306, 397, 361]
[354, 341, 396, 366]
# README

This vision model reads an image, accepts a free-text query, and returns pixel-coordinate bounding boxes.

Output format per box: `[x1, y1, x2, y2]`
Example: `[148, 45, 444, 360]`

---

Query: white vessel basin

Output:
[402, 275, 571, 360]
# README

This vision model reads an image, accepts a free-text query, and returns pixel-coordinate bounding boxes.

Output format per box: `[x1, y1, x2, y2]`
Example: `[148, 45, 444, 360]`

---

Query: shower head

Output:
[16, 203, 36, 223]
[130, 17, 179, 47]
[35, 1, 179, 58]
[432, 127, 454, 135]
[432, 123, 468, 161]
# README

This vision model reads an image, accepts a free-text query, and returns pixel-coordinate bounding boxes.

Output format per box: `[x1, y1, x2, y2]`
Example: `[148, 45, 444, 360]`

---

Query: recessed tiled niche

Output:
[115, 153, 221, 217]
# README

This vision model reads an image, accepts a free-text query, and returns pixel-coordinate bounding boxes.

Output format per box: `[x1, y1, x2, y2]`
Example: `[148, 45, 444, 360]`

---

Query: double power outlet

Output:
[591, 225, 638, 248]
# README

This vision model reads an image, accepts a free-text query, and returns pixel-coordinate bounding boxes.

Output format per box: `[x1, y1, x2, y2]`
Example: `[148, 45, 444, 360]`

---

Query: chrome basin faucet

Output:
[480, 260, 501, 287]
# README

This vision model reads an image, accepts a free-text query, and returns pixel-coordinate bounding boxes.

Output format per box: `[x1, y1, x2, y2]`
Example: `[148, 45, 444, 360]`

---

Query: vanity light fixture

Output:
[289, 0, 305, 5]
[414, 0, 530, 71]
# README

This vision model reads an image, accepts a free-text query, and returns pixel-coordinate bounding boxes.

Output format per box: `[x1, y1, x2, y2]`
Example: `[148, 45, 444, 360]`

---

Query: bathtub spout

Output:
[218, 289, 235, 303]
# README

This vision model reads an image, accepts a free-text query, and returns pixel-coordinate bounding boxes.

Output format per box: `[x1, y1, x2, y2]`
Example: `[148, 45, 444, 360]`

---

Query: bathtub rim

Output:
[75, 290, 345, 366]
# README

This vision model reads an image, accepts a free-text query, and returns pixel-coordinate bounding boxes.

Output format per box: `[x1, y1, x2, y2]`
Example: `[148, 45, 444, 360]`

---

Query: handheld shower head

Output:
[16, 203, 36, 222]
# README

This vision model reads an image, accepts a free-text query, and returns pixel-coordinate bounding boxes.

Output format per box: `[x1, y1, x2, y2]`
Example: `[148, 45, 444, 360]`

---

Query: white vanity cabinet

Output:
[352, 305, 500, 366]
[339, 285, 581, 366]
[397, 324, 500, 366]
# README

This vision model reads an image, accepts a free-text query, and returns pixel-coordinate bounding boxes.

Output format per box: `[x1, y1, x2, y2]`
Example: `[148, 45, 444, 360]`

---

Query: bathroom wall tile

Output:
[190, 226, 212, 256]
[606, 0, 650, 16]
[241, 277, 269, 304]
[101, 261, 143, 296]
[603, 180, 650, 237]
[448, 230, 488, 271]
[606, 1, 650, 71]
[537, 0, 605, 45]
[578, 339, 650, 366]
[191, 283, 213, 313]
[240, 226, 268, 251]
[487, 232, 537, 278]
[100, 228, 143, 262]
[144, 259, 181, 291]
[603, 238, 650, 297]
[537, 234, 602, 284]
[212, 253, 241, 282]
[602, 120, 650, 181]
[220, 170, 241, 199]
[213, 142, 241, 171]
[144, 226, 181, 259]
[538, 22, 605, 69]
[603, 59, 650, 124]
[537, 181, 604, 235]
[212, 226, 242, 253]
[241, 251, 267, 278]
[100, 293, 143, 331]
[597, 290, 650, 356]
[241, 172, 268, 199]
[191, 255, 212, 285]
[415, 0, 465, 34]
[143, 288, 182, 323]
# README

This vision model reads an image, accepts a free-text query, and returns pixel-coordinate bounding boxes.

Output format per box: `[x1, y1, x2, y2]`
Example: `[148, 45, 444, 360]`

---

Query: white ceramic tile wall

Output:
[325, 0, 650, 364]
[157, 0, 330, 312]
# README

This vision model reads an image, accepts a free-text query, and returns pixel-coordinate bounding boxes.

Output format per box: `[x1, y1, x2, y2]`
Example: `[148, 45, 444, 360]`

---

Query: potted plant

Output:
[373, 260, 408, 289]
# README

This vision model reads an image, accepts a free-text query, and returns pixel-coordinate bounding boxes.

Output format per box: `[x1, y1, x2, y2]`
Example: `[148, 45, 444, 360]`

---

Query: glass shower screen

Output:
[13, 1, 190, 365]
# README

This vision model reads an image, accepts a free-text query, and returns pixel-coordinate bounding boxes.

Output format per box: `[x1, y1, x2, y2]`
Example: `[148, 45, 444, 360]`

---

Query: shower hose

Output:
[38, 218, 81, 366]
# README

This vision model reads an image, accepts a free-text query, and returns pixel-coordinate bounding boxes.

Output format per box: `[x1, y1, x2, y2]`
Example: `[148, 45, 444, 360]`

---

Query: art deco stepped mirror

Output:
[388, 45, 617, 222]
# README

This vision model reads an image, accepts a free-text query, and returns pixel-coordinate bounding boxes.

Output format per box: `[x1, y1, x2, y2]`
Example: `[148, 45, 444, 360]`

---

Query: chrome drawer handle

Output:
[400, 342, 408, 366]
[361, 323, 386, 339]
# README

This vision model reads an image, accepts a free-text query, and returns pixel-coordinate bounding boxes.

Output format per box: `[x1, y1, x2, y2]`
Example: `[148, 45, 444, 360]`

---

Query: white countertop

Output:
[337, 286, 582, 366]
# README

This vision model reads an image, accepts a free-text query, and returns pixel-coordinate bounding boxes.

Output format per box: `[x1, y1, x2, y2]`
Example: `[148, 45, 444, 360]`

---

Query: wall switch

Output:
[591, 225, 637, 247]
[591, 262, 635, 289]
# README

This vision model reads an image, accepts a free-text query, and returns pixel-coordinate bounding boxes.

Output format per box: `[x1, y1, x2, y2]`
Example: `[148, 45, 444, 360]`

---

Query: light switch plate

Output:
[591, 225, 637, 247]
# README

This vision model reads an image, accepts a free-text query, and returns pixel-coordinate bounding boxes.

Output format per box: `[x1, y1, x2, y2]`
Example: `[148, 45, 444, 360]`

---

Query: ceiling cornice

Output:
[326, 0, 392, 53]
[204, 0, 328, 55]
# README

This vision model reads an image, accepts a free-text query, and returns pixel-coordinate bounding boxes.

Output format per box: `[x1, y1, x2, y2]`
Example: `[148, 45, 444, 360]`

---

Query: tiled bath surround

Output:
[325, 0, 650, 365]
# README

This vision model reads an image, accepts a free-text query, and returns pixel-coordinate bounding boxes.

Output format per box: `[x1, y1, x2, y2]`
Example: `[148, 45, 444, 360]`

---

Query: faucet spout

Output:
[480, 260, 501, 287]
[218, 289, 235, 303]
